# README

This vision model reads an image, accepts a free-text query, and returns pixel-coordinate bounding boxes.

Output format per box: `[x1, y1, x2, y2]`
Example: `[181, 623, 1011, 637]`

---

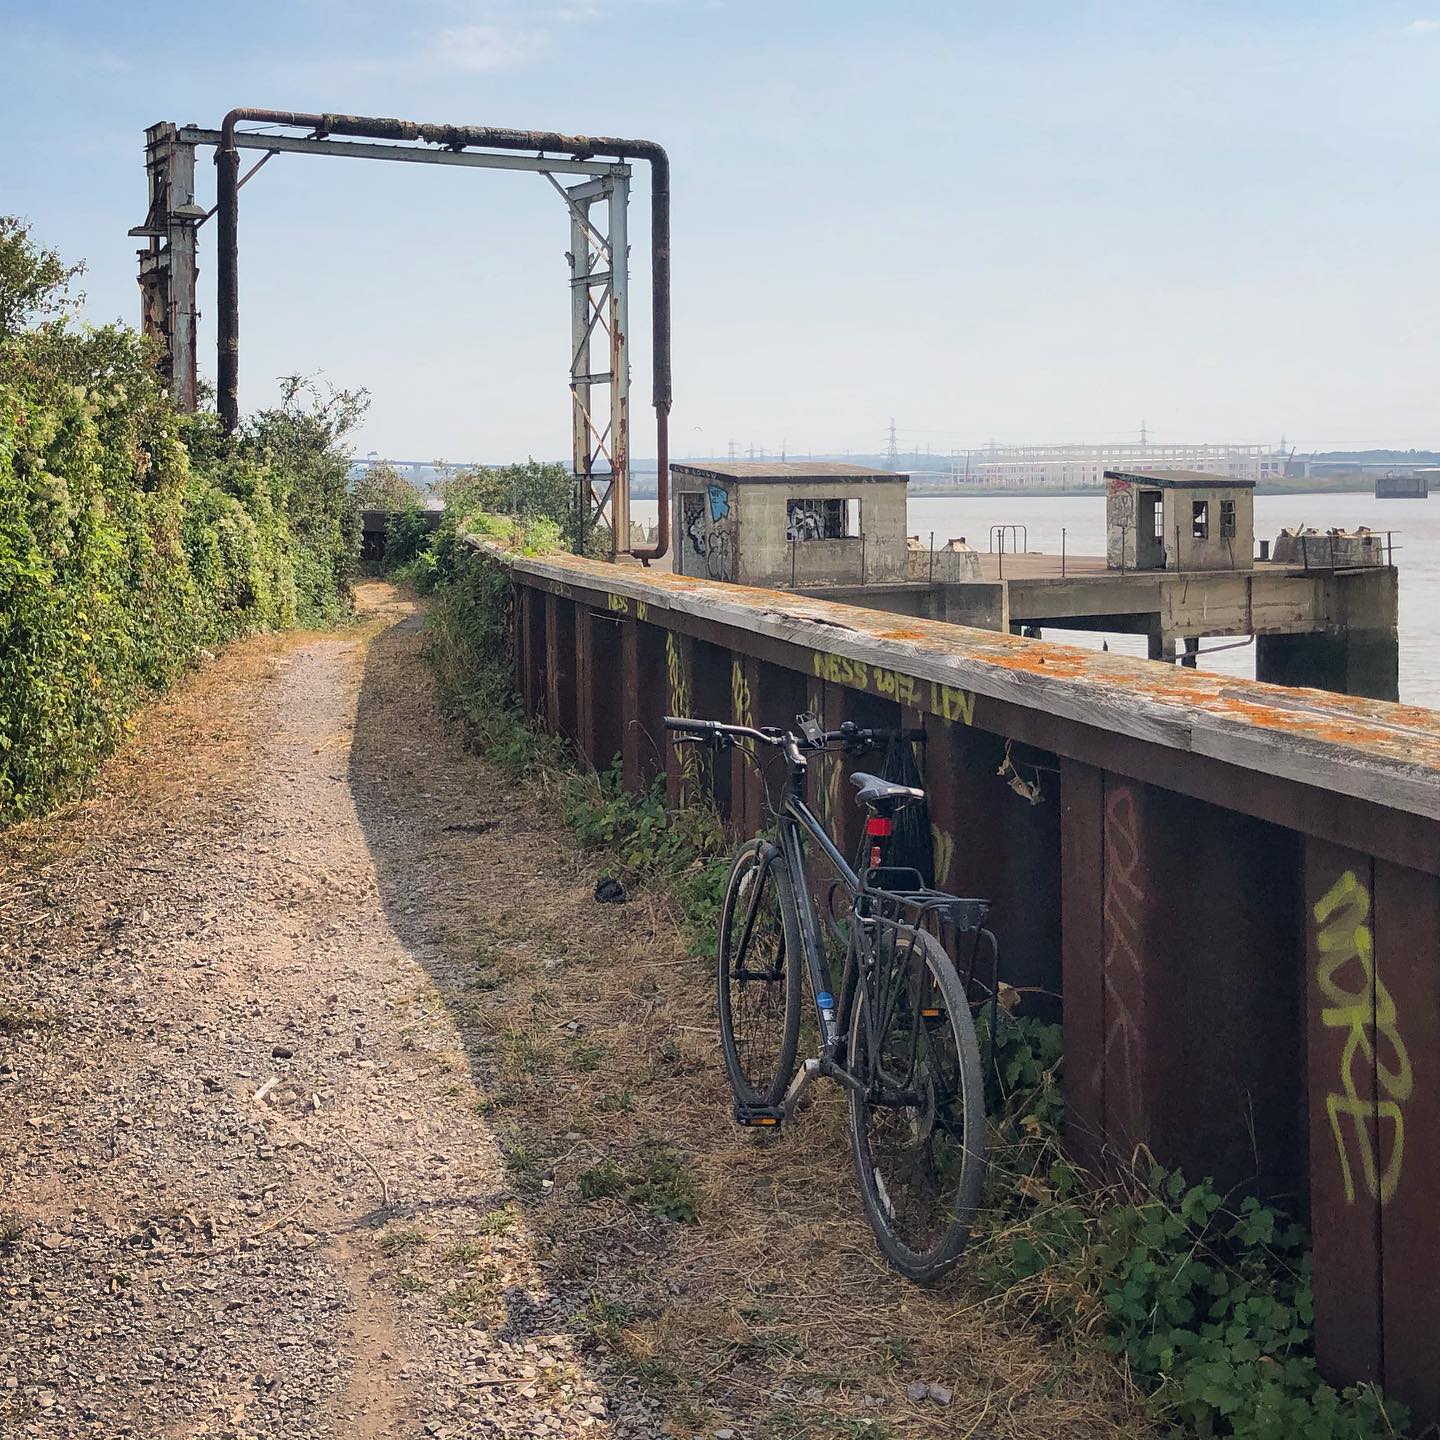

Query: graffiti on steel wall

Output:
[803, 679, 840, 833]
[605, 592, 648, 620]
[809, 653, 975, 726]
[1101, 783, 1145, 1124]
[666, 632, 702, 799]
[730, 657, 753, 730]
[682, 484, 735, 582]
[930, 827, 955, 889]
[1313, 869, 1413, 1205]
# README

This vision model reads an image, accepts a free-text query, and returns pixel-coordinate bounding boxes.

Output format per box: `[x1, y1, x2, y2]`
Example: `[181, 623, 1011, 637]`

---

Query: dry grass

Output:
[414, 761, 1154, 1440]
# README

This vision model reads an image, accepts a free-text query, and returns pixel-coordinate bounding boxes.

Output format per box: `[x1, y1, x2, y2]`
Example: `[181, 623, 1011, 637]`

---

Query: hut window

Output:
[787, 498, 856, 541]
[1221, 499, 1236, 538]
[1192, 500, 1210, 540]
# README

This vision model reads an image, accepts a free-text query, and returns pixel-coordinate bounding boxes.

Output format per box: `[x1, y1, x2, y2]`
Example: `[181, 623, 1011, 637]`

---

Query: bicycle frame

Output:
[774, 794, 861, 1053]
[666, 711, 994, 1110]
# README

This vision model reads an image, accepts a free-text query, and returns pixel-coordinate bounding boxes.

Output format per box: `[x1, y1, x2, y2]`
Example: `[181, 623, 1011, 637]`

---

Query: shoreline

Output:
[630, 481, 1397, 501]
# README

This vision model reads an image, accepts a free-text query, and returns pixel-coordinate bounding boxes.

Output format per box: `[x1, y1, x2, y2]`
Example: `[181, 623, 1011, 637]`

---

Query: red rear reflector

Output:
[866, 817, 894, 837]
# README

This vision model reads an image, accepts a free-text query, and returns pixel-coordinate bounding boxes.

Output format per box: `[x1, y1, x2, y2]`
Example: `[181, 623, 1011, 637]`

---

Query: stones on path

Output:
[0, 593, 676, 1439]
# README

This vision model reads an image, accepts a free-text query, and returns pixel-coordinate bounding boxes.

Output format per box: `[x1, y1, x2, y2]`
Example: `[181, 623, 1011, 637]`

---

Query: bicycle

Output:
[663, 711, 996, 1284]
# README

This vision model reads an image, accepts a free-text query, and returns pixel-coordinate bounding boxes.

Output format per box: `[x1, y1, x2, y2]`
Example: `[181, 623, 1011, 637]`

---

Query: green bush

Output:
[971, 1012, 1404, 1439]
[0, 218, 361, 823]
[383, 503, 432, 572]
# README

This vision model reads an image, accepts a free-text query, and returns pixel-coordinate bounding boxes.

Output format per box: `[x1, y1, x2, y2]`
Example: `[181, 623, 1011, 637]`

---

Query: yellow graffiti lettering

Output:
[928, 682, 976, 726]
[731, 658, 753, 730]
[606, 593, 629, 615]
[636, 599, 648, 620]
[666, 633, 700, 796]
[930, 826, 955, 889]
[810, 651, 873, 692]
[811, 652, 930, 708]
[1313, 869, 1412, 1204]
[877, 669, 918, 706]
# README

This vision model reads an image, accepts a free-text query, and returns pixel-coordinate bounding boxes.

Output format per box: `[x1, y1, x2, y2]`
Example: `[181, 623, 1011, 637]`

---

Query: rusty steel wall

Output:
[486, 542, 1440, 1424]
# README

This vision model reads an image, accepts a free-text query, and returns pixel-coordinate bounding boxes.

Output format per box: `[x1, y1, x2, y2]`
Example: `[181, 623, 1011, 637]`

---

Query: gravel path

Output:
[0, 585, 664, 1439]
[2, 582, 1143, 1440]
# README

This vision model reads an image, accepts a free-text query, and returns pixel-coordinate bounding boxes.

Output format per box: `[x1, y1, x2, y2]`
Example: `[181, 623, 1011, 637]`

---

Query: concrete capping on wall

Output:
[472, 537, 1440, 827]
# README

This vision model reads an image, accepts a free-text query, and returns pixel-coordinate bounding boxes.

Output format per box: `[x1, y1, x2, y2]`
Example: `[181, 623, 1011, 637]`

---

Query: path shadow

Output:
[344, 595, 678, 1425]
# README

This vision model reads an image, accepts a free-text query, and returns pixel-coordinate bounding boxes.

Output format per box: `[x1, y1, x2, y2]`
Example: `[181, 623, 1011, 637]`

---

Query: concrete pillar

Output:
[1257, 567, 1400, 702]
[937, 582, 1007, 632]
[1256, 630, 1399, 702]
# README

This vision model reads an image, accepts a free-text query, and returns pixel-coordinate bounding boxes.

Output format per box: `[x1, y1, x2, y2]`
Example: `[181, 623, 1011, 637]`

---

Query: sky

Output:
[2, 0, 1439, 462]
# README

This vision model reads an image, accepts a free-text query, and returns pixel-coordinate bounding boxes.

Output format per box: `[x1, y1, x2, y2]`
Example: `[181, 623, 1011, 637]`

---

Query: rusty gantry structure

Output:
[131, 111, 672, 559]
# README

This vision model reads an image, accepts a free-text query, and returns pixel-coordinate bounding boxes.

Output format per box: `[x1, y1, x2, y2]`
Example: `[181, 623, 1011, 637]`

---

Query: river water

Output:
[634, 493, 1439, 708]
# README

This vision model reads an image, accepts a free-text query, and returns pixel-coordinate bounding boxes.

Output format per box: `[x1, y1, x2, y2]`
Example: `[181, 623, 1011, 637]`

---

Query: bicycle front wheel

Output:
[716, 839, 803, 1108]
[847, 924, 985, 1284]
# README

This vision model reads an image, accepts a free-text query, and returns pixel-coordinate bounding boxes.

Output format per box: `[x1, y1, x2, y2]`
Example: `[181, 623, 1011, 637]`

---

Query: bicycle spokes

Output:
[721, 855, 793, 1099]
[855, 932, 975, 1255]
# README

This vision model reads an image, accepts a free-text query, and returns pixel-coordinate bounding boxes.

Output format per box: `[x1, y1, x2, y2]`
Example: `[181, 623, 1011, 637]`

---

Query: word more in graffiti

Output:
[1313, 868, 1413, 1205]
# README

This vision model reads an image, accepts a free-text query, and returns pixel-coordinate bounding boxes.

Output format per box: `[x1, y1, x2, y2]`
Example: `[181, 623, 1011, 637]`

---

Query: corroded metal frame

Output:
[134, 111, 672, 560]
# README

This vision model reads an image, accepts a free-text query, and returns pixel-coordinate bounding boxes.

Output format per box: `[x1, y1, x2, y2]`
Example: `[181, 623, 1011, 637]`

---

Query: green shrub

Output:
[972, 1013, 1404, 1439]
[383, 503, 432, 572]
[0, 218, 361, 823]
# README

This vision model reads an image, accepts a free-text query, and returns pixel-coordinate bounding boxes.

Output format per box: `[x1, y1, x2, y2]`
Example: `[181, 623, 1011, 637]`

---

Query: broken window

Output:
[1151, 498, 1164, 542]
[1220, 499, 1236, 538]
[787, 497, 856, 541]
[1192, 500, 1210, 541]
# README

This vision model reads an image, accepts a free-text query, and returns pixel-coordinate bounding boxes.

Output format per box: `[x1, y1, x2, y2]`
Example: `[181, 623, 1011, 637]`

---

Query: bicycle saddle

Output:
[849, 772, 925, 812]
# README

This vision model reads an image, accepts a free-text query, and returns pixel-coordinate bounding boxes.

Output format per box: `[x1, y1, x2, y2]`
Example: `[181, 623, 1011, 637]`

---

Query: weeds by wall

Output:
[0, 217, 362, 823]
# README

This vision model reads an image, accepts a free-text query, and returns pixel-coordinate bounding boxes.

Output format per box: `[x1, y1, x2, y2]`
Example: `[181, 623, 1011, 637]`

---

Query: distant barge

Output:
[1376, 473, 1430, 499]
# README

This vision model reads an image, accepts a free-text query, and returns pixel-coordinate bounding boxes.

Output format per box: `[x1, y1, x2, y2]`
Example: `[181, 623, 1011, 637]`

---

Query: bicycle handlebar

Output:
[662, 715, 925, 752]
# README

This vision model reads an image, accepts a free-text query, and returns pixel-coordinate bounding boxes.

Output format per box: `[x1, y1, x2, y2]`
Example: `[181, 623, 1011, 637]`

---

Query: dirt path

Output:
[0, 582, 1142, 1440]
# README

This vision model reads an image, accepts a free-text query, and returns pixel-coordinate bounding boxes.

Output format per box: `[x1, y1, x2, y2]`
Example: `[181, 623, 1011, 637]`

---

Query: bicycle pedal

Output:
[734, 1102, 785, 1129]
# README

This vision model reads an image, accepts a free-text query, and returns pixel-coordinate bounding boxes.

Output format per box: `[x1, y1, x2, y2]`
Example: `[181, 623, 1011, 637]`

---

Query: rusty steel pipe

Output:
[214, 108, 671, 560]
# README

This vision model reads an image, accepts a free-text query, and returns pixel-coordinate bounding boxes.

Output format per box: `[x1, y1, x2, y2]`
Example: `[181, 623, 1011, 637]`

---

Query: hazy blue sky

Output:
[2, 1, 1438, 460]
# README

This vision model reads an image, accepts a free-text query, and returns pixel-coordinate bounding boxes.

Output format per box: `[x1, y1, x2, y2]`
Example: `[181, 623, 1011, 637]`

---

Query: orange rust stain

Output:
[1209, 696, 1407, 749]
[499, 545, 1440, 763]
[988, 650, 1089, 678]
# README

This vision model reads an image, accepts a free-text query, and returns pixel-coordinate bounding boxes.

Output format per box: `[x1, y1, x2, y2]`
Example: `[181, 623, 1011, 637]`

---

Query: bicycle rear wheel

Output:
[716, 839, 803, 1108]
[847, 924, 984, 1284]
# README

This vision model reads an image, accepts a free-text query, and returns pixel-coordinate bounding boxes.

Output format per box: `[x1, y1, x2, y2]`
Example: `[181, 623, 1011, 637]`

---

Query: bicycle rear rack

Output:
[859, 867, 1002, 1075]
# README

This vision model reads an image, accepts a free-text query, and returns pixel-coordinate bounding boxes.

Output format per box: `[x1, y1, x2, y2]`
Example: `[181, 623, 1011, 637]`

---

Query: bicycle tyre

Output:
[847, 924, 985, 1284]
[716, 839, 803, 1108]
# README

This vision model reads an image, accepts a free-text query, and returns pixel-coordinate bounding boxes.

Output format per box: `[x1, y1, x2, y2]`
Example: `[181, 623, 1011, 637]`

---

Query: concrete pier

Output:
[804, 552, 1400, 701]
[666, 460, 1402, 702]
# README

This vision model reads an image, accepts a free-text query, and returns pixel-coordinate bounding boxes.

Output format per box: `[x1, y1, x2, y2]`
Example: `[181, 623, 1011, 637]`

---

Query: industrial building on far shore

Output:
[953, 440, 1289, 489]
